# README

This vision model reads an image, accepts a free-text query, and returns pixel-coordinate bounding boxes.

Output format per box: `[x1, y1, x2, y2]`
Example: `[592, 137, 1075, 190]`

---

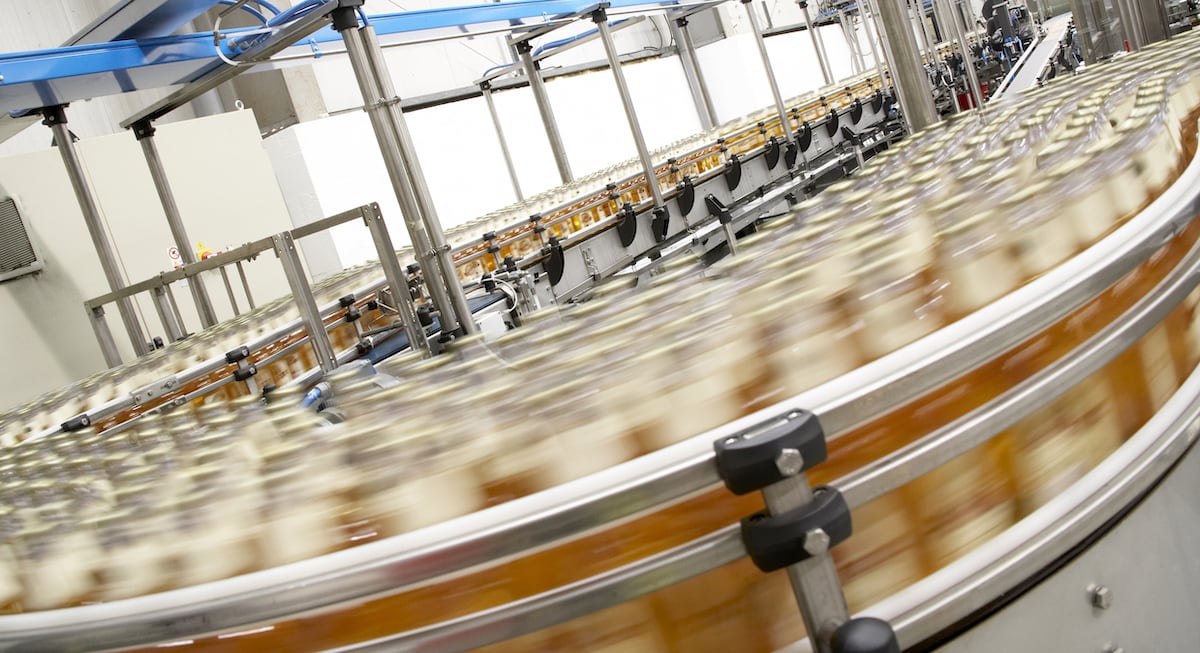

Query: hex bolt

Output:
[804, 528, 830, 556]
[775, 447, 805, 476]
[1090, 584, 1113, 610]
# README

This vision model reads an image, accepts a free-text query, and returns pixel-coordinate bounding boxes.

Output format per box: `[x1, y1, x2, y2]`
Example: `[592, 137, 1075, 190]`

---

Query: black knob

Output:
[831, 617, 900, 653]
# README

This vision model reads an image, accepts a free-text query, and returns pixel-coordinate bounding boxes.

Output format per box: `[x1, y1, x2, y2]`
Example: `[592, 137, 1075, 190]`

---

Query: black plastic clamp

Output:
[366, 299, 380, 311]
[344, 307, 363, 323]
[225, 346, 250, 364]
[544, 236, 566, 286]
[765, 136, 782, 170]
[850, 98, 864, 124]
[740, 486, 851, 572]
[651, 206, 670, 243]
[149, 336, 165, 351]
[62, 414, 92, 432]
[338, 294, 357, 308]
[233, 365, 258, 382]
[725, 154, 743, 192]
[713, 410, 827, 495]
[705, 194, 733, 226]
[676, 176, 696, 215]
[617, 202, 638, 248]
[832, 617, 901, 653]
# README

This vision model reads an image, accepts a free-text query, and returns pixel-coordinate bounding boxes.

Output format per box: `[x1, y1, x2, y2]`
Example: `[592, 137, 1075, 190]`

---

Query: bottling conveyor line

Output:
[1, 1, 1198, 653]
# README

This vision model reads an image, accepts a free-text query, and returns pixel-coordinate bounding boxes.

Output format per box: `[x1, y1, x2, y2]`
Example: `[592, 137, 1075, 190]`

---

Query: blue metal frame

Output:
[0, 0, 704, 116]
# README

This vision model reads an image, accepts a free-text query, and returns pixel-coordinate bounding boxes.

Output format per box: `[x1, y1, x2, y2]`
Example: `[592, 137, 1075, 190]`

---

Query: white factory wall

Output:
[0, 111, 294, 407]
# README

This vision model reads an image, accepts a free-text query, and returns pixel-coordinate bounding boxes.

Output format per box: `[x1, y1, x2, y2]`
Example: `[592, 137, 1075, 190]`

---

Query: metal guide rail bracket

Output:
[713, 410, 900, 653]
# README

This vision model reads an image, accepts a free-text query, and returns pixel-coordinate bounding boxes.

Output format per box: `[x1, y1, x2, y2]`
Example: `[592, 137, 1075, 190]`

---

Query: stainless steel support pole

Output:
[219, 266, 241, 316]
[743, 0, 796, 141]
[235, 261, 255, 310]
[151, 286, 185, 342]
[723, 222, 740, 255]
[860, 2, 891, 90]
[914, 0, 938, 59]
[88, 306, 123, 368]
[480, 82, 525, 201]
[763, 475, 850, 653]
[840, 10, 866, 73]
[594, 9, 666, 206]
[800, 1, 836, 86]
[874, 0, 940, 129]
[360, 25, 479, 337]
[517, 41, 574, 183]
[164, 283, 187, 336]
[336, 12, 473, 338]
[273, 231, 338, 374]
[669, 16, 720, 130]
[132, 122, 219, 329]
[939, 0, 986, 110]
[362, 204, 430, 355]
[44, 106, 148, 356]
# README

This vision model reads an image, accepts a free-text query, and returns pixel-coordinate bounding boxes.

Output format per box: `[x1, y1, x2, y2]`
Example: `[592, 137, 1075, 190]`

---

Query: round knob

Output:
[831, 617, 901, 653]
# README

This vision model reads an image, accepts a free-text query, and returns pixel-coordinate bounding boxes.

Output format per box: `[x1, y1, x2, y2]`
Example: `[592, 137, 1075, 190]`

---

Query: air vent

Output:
[0, 197, 43, 282]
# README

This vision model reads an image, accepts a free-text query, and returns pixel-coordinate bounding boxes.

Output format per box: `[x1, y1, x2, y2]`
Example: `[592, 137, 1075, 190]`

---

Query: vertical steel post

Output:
[594, 8, 666, 206]
[336, 9, 474, 337]
[859, 1, 891, 91]
[362, 204, 430, 355]
[480, 81, 525, 201]
[516, 41, 574, 184]
[359, 25, 478, 337]
[669, 16, 720, 130]
[88, 305, 123, 368]
[939, 0, 986, 110]
[743, 0, 796, 141]
[235, 261, 256, 310]
[800, 1, 836, 86]
[132, 120, 219, 329]
[873, 0, 940, 130]
[219, 266, 241, 316]
[273, 231, 338, 374]
[151, 285, 186, 342]
[44, 106, 148, 356]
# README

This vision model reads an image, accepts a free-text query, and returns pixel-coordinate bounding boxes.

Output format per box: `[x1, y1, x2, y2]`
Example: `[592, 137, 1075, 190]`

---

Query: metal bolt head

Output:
[775, 448, 805, 477]
[804, 528, 830, 556]
[1090, 585, 1113, 610]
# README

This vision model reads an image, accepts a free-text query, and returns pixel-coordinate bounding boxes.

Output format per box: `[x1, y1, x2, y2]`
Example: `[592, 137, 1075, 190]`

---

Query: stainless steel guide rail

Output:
[3, 109, 1197, 651]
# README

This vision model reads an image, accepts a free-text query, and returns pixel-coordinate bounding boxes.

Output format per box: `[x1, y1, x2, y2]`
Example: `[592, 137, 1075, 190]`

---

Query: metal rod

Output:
[219, 266, 241, 316]
[480, 83, 525, 202]
[723, 222, 740, 255]
[840, 10, 866, 73]
[88, 306, 123, 368]
[743, 0, 796, 141]
[163, 282, 187, 337]
[594, 9, 666, 206]
[362, 204, 430, 355]
[873, 0, 940, 130]
[763, 475, 850, 653]
[44, 106, 148, 357]
[799, 1, 836, 85]
[859, 1, 891, 94]
[669, 17, 719, 130]
[337, 15, 468, 338]
[151, 286, 185, 342]
[133, 122, 219, 328]
[273, 231, 339, 374]
[914, 0, 938, 61]
[939, 0, 986, 110]
[517, 41, 574, 184]
[235, 260, 256, 310]
[360, 25, 479, 337]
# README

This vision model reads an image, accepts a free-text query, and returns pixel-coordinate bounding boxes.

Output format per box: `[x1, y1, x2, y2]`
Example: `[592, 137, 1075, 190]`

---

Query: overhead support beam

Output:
[131, 119, 219, 329]
[42, 105, 149, 361]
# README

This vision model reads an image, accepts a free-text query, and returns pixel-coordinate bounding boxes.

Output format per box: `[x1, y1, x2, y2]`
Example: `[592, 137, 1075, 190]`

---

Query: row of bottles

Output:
[2, 30, 1200, 653]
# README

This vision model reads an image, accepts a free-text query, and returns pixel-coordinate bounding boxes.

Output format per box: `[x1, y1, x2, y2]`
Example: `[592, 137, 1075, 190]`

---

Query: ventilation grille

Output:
[0, 198, 42, 281]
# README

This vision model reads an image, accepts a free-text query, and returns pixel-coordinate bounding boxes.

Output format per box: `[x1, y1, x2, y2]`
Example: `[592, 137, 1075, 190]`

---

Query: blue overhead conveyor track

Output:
[0, 0, 711, 122]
